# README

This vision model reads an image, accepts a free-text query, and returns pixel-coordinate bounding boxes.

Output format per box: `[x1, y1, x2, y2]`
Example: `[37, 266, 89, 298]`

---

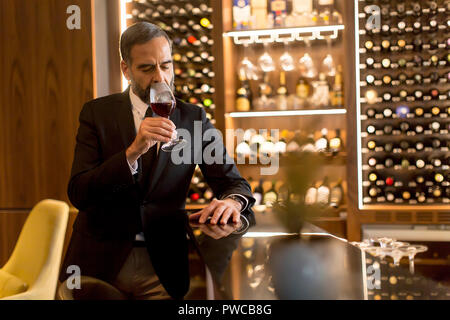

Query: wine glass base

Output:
[161, 138, 187, 152]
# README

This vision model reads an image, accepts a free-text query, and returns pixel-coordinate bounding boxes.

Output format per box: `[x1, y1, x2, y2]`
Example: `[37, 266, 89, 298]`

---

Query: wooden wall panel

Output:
[0, 211, 28, 266]
[0, 0, 93, 208]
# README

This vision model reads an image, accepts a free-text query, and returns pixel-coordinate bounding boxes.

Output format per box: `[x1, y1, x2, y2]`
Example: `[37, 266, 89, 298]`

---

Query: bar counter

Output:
[188, 213, 450, 300]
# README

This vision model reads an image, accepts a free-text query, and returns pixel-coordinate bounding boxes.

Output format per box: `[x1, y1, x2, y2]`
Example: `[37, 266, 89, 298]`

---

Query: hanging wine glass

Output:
[321, 38, 336, 77]
[280, 41, 295, 72]
[298, 53, 317, 79]
[258, 43, 275, 73]
[322, 54, 336, 77]
[239, 44, 259, 81]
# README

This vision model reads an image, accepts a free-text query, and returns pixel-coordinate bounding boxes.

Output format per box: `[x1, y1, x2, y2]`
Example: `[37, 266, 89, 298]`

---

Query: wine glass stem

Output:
[409, 255, 415, 274]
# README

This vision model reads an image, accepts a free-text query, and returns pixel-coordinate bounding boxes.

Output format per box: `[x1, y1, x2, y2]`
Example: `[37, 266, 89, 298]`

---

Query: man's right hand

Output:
[126, 117, 176, 165]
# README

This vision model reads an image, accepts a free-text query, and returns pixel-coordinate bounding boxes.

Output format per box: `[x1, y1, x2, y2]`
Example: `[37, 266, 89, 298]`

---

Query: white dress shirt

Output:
[127, 88, 249, 241]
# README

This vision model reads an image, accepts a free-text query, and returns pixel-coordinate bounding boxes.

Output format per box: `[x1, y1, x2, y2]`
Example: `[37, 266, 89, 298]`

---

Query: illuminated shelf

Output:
[223, 25, 345, 44]
[226, 109, 347, 118]
[234, 153, 347, 166]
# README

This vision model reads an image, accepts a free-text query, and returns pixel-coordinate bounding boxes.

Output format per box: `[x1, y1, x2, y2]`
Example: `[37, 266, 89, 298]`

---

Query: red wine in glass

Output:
[150, 101, 175, 118]
[149, 82, 186, 152]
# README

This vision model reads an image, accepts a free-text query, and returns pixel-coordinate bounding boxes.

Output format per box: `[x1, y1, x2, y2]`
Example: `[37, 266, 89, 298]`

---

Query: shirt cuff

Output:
[223, 194, 249, 212]
[127, 158, 139, 176]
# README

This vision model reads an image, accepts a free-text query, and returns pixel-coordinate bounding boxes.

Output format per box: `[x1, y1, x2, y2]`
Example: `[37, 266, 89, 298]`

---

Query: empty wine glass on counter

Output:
[398, 244, 428, 275]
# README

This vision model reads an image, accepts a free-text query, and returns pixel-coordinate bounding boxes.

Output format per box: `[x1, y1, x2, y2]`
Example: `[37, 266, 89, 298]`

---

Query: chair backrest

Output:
[2, 199, 69, 299]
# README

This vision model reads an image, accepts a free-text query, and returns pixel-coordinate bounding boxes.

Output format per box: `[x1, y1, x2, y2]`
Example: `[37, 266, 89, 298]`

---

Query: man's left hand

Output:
[188, 198, 241, 225]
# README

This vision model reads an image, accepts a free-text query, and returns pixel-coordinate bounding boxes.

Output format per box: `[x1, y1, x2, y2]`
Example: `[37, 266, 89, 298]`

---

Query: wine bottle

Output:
[233, 0, 251, 30]
[253, 179, 264, 206]
[381, 39, 390, 51]
[383, 124, 393, 135]
[296, 74, 311, 103]
[430, 121, 440, 132]
[366, 125, 376, 134]
[413, 21, 422, 34]
[431, 158, 442, 167]
[317, 177, 331, 206]
[415, 107, 424, 117]
[383, 107, 393, 118]
[329, 180, 344, 208]
[366, 57, 375, 68]
[365, 40, 374, 51]
[431, 138, 441, 149]
[270, 0, 288, 27]
[329, 129, 342, 155]
[368, 186, 379, 198]
[385, 157, 394, 168]
[412, 2, 422, 16]
[396, 2, 406, 17]
[263, 180, 278, 207]
[382, 75, 392, 85]
[305, 182, 318, 205]
[331, 65, 344, 107]
[416, 158, 426, 169]
[366, 74, 375, 85]
[366, 108, 376, 118]
[415, 141, 424, 151]
[402, 190, 411, 201]
[385, 187, 395, 202]
[384, 142, 394, 152]
[400, 122, 410, 132]
[255, 72, 276, 110]
[416, 192, 426, 203]
[428, 185, 442, 198]
[236, 70, 252, 111]
[368, 157, 377, 167]
[276, 71, 289, 110]
[315, 128, 329, 152]
[431, 106, 440, 116]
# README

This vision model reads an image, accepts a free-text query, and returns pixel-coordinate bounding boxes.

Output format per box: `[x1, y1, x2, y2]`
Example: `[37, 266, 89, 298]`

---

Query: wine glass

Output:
[258, 43, 275, 73]
[322, 54, 336, 77]
[398, 244, 428, 274]
[239, 44, 260, 81]
[298, 53, 317, 79]
[280, 41, 295, 72]
[149, 82, 186, 152]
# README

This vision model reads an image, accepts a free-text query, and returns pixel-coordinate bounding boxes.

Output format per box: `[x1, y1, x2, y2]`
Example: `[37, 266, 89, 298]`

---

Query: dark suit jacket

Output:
[60, 88, 256, 299]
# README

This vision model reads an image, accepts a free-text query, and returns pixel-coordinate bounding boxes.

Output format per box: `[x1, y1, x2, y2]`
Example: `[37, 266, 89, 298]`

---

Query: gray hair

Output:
[120, 22, 172, 64]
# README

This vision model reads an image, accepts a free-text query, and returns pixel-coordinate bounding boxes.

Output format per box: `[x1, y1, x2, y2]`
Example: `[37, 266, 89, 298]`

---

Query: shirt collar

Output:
[129, 86, 150, 118]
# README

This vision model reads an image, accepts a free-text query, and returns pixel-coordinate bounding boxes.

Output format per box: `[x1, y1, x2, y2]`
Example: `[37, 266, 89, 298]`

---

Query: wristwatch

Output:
[225, 195, 245, 211]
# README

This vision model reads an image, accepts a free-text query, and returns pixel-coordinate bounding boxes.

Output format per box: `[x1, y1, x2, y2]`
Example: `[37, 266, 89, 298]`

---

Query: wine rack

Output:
[354, 0, 450, 209]
[126, 0, 217, 208]
[127, 0, 217, 124]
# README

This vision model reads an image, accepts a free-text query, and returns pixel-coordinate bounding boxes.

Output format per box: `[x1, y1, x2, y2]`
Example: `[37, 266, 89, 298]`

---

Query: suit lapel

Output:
[144, 101, 182, 198]
[116, 87, 137, 150]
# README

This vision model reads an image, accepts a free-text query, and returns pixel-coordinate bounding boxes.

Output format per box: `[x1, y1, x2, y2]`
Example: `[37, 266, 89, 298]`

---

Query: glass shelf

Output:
[223, 25, 345, 45]
[226, 108, 347, 118]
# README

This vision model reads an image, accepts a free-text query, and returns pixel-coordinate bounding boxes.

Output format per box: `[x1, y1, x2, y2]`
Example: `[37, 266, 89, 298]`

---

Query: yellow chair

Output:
[0, 199, 69, 300]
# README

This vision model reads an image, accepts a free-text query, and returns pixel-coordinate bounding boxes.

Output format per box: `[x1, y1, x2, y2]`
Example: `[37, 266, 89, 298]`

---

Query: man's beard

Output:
[131, 78, 175, 104]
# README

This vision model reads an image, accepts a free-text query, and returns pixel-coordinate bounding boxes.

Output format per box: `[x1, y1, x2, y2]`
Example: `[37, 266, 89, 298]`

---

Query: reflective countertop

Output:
[188, 213, 450, 300]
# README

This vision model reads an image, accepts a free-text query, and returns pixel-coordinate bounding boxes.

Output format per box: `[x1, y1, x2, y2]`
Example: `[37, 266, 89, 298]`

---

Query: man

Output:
[60, 22, 255, 300]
